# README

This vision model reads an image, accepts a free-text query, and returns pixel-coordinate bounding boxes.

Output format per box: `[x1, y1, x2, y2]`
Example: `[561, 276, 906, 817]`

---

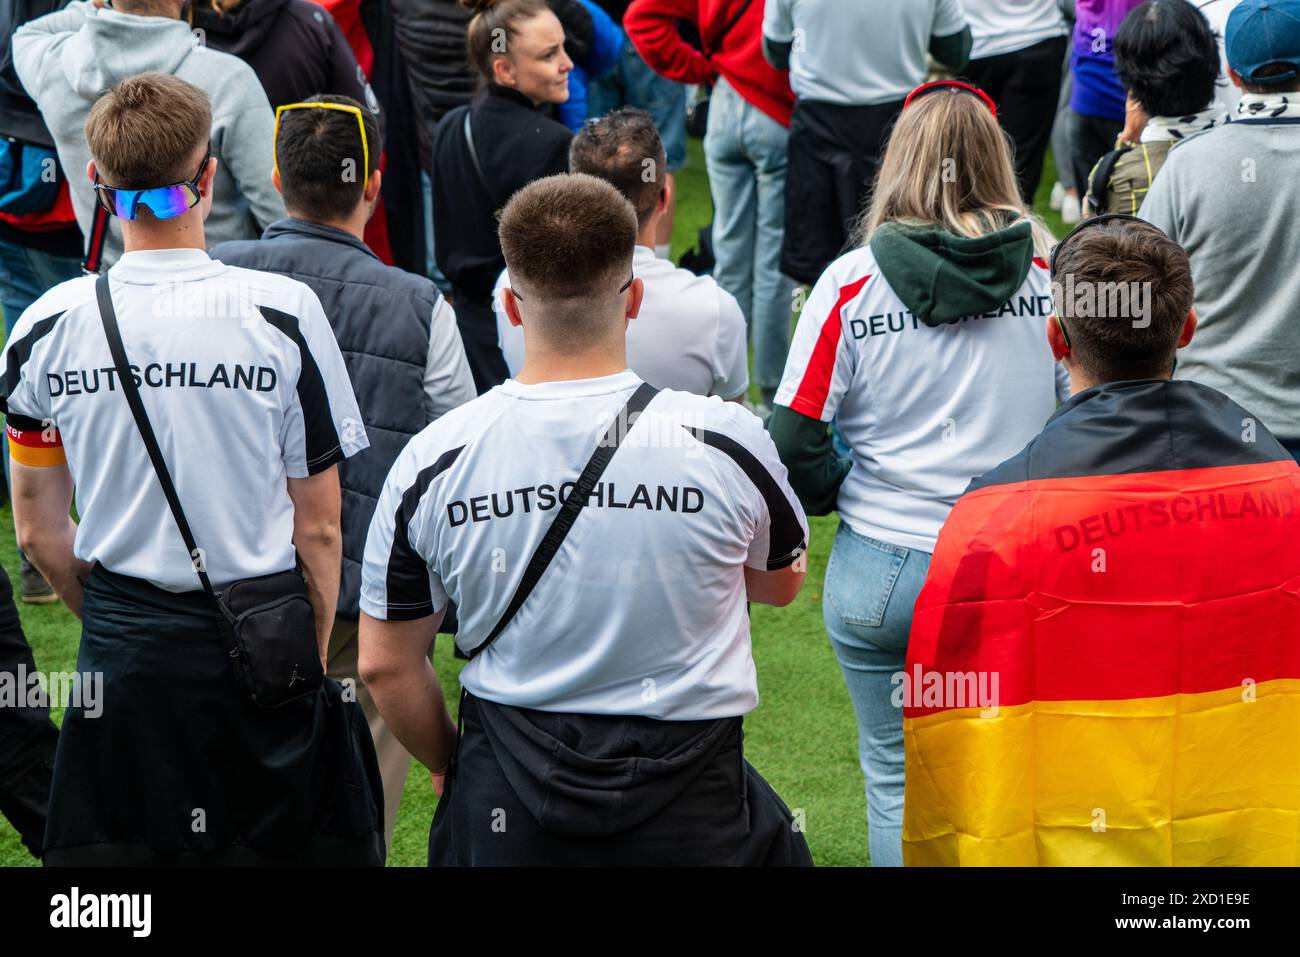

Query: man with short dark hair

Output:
[13, 0, 284, 267]
[901, 215, 1300, 866]
[213, 93, 474, 852]
[359, 173, 813, 866]
[1, 72, 383, 864]
[1139, 0, 1300, 456]
[494, 108, 747, 399]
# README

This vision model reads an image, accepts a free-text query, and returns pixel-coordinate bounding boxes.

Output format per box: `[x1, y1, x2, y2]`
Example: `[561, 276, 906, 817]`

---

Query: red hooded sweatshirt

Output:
[625, 0, 793, 128]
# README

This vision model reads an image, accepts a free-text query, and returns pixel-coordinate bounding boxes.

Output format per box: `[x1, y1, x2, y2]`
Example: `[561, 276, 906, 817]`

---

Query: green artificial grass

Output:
[0, 138, 1068, 867]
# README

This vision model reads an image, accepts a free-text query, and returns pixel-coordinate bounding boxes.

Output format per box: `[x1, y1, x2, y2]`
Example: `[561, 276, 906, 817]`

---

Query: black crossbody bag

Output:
[95, 274, 324, 708]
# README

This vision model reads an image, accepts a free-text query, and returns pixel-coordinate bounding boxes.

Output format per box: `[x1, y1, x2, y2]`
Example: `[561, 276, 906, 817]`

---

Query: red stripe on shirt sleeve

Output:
[788, 274, 872, 420]
[1032, 256, 1049, 270]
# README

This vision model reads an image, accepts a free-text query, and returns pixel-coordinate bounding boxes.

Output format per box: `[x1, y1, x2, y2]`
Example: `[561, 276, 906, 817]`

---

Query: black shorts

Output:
[43, 565, 385, 866]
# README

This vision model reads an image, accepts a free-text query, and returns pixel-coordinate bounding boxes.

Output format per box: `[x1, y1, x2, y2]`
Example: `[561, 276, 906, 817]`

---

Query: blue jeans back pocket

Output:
[825, 525, 908, 628]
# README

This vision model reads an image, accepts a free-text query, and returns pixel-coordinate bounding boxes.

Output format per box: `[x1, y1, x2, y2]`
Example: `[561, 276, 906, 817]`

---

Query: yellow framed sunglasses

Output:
[273, 101, 370, 192]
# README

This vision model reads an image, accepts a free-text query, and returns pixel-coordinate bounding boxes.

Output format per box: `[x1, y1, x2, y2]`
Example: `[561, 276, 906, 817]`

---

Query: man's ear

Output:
[658, 177, 672, 215]
[364, 167, 383, 204]
[86, 159, 96, 184]
[272, 168, 283, 195]
[1046, 313, 1069, 361]
[502, 287, 524, 328]
[1227, 67, 1244, 90]
[1177, 307, 1197, 348]
[200, 155, 217, 196]
[626, 277, 645, 322]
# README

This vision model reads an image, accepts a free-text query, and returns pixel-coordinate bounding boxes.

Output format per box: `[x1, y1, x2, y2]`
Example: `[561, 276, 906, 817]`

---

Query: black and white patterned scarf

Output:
[1236, 92, 1300, 120]
[1140, 104, 1229, 142]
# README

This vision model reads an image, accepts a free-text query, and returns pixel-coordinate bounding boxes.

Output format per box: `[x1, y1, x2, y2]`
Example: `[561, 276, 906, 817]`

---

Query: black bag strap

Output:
[467, 381, 659, 658]
[82, 201, 110, 274]
[1085, 145, 1130, 217]
[702, 0, 755, 59]
[94, 273, 220, 604]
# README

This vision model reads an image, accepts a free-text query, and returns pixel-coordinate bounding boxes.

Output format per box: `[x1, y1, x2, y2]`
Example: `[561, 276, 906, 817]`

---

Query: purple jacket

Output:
[1071, 0, 1143, 120]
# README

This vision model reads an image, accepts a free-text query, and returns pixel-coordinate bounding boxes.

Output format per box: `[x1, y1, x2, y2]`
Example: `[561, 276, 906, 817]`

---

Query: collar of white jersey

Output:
[498, 368, 642, 400]
[633, 243, 684, 278]
[109, 247, 227, 284]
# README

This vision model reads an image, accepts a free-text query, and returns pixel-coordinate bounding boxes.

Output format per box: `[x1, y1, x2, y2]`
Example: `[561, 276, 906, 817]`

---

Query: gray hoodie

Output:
[13, 1, 285, 267]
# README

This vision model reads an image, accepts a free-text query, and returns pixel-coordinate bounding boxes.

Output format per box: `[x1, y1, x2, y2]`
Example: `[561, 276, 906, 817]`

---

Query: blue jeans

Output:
[0, 236, 83, 335]
[822, 521, 932, 867]
[703, 76, 793, 393]
[588, 38, 688, 171]
[0, 236, 84, 499]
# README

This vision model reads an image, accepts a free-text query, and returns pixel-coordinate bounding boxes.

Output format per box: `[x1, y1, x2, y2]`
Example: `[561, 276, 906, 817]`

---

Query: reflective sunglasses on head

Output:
[92, 149, 210, 221]
[903, 80, 998, 117]
[274, 101, 370, 192]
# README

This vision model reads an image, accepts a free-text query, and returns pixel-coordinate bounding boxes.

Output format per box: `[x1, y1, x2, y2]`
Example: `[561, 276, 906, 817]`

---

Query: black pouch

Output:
[96, 273, 323, 709]
[217, 568, 324, 708]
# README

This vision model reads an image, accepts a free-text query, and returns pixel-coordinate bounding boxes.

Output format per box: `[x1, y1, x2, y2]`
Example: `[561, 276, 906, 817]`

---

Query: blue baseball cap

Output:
[1228, 0, 1300, 85]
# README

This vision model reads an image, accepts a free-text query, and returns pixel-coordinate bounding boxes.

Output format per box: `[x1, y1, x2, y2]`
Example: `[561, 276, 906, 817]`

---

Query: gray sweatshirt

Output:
[13, 1, 285, 267]
[1140, 115, 1300, 441]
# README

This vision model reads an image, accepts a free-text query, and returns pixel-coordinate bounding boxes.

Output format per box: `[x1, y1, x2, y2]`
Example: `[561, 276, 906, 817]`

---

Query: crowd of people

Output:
[0, 0, 1296, 867]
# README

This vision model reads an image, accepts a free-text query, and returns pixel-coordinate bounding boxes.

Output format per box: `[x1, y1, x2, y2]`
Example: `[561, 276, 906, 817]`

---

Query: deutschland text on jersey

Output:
[361, 370, 809, 721]
[0, 249, 368, 591]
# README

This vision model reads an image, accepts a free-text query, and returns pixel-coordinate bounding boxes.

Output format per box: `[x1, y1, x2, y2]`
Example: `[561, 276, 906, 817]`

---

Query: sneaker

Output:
[20, 559, 58, 605]
[1049, 181, 1066, 211]
[1061, 192, 1082, 225]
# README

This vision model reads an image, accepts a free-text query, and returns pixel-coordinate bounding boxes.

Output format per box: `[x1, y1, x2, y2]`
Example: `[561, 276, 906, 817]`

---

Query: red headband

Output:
[903, 80, 998, 117]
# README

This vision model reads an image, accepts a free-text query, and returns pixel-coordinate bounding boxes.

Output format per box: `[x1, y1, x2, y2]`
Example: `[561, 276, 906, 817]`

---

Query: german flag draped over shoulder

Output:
[903, 380, 1300, 866]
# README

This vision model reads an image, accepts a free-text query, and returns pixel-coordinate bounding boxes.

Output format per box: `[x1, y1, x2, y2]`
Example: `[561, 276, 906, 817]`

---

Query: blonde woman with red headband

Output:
[768, 81, 1066, 866]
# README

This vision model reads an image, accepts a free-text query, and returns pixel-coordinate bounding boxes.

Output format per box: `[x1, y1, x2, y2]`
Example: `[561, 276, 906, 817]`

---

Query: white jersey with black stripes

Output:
[0, 248, 368, 591]
[361, 369, 809, 721]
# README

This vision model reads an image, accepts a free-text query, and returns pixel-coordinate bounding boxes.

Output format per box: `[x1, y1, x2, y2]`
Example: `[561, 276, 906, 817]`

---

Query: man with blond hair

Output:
[0, 73, 382, 864]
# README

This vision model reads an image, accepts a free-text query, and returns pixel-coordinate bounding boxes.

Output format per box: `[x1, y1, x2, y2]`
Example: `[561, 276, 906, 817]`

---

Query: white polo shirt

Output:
[775, 245, 1066, 554]
[0, 248, 368, 591]
[493, 246, 749, 399]
[361, 370, 808, 720]
[762, 0, 967, 106]
[964, 0, 1069, 61]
